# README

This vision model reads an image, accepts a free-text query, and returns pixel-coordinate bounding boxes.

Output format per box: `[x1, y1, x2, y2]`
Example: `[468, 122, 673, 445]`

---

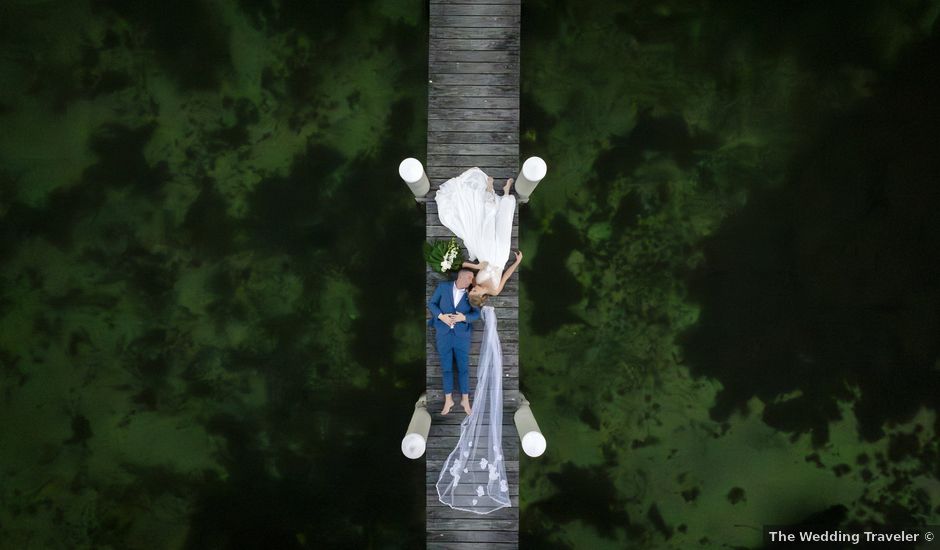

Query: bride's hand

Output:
[514, 250, 523, 263]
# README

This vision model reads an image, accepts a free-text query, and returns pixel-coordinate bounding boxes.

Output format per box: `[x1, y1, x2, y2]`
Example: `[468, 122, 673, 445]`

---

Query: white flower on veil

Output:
[488, 464, 499, 481]
[500, 479, 508, 493]
[476, 486, 485, 497]
[479, 457, 488, 470]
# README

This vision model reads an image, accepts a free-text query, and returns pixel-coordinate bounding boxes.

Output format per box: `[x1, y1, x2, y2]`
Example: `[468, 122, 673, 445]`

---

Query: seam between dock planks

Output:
[425, 0, 521, 547]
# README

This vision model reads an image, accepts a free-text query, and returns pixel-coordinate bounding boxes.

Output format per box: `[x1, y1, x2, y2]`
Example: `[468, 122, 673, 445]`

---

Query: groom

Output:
[428, 268, 480, 415]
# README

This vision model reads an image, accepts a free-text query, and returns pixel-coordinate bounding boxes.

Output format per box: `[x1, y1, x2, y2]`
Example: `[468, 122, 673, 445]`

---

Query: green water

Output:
[0, 0, 938, 548]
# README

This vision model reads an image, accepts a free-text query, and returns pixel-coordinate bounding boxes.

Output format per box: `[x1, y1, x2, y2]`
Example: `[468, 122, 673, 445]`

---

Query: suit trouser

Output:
[437, 331, 470, 395]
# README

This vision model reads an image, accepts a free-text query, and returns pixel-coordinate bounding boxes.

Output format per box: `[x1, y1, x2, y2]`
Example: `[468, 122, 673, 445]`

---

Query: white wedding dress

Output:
[433, 168, 515, 514]
[434, 167, 516, 290]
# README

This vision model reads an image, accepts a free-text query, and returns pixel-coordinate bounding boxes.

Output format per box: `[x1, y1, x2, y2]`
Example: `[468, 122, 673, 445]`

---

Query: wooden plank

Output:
[428, 142, 518, 155]
[427, 390, 519, 407]
[428, 107, 518, 120]
[426, 365, 520, 377]
[430, 414, 519, 427]
[428, 154, 517, 168]
[429, 87, 518, 101]
[430, 61, 519, 74]
[429, 73, 518, 86]
[428, 504, 520, 518]
[429, 168, 516, 181]
[430, 0, 520, 4]
[427, 518, 518, 531]
[428, 506, 518, 520]
[428, 96, 519, 113]
[427, 529, 519, 543]
[428, 117, 519, 131]
[428, 130, 517, 143]
[426, 372, 520, 386]
[427, 379, 520, 393]
[428, 39, 520, 52]
[430, 95, 519, 110]
[430, 27, 520, 40]
[429, 3, 521, 16]
[429, 15, 520, 28]
[426, 155, 517, 172]
[431, 50, 517, 64]
[429, 543, 517, 550]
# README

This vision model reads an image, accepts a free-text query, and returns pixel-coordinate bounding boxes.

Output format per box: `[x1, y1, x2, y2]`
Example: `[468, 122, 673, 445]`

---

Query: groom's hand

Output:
[438, 313, 456, 328]
[452, 312, 466, 322]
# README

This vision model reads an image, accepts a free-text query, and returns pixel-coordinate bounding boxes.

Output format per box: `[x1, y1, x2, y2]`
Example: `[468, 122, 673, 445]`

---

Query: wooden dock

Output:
[424, 0, 521, 547]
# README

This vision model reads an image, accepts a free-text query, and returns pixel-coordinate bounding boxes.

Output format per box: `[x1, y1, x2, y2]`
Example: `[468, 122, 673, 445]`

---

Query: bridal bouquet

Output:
[424, 237, 465, 273]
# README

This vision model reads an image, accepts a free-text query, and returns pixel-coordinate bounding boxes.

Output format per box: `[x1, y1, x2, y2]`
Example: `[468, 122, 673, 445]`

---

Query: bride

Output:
[433, 166, 520, 514]
[435, 167, 523, 307]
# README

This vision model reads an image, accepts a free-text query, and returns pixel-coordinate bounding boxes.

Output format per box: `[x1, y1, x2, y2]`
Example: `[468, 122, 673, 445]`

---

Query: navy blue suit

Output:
[428, 281, 481, 395]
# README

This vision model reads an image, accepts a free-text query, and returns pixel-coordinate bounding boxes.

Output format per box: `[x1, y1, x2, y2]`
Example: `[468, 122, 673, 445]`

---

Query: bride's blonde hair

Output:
[469, 293, 489, 308]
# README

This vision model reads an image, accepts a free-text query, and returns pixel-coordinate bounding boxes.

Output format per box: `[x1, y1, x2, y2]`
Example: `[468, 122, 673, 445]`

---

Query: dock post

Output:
[514, 157, 547, 203]
[399, 157, 430, 201]
[514, 392, 547, 457]
[401, 392, 432, 459]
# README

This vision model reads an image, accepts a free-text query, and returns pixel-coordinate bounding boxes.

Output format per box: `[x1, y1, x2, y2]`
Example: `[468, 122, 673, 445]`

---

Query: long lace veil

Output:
[435, 305, 511, 514]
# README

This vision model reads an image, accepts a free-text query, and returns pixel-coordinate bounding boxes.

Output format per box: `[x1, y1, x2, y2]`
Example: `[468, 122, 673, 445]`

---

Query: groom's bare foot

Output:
[461, 395, 472, 415]
[503, 177, 514, 195]
[441, 395, 454, 415]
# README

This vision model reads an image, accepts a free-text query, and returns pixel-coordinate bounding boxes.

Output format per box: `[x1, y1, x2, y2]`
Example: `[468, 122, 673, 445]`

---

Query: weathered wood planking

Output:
[425, 1, 521, 547]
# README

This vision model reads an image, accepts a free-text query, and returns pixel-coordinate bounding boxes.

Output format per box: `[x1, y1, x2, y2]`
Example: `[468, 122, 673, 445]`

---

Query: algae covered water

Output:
[0, 0, 938, 548]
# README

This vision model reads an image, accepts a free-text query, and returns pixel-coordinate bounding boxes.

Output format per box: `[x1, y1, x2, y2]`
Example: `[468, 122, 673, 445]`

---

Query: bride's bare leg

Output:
[461, 394, 472, 415]
[503, 177, 514, 195]
[486, 175, 494, 193]
[442, 393, 454, 415]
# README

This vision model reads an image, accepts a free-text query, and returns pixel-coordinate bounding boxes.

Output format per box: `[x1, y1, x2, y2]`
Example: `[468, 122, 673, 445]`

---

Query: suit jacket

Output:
[427, 281, 481, 340]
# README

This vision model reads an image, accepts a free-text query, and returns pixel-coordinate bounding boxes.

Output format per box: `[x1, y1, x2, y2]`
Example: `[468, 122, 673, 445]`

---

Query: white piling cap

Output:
[521, 431, 547, 457]
[401, 432, 427, 459]
[522, 156, 547, 181]
[398, 158, 425, 184]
